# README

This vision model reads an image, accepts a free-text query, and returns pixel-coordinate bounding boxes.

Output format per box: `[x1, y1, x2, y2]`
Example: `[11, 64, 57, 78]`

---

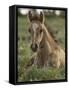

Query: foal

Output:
[28, 11, 65, 68]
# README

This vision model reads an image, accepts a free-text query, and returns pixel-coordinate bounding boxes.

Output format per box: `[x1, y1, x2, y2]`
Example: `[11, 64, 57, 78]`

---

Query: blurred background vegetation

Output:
[17, 9, 65, 82]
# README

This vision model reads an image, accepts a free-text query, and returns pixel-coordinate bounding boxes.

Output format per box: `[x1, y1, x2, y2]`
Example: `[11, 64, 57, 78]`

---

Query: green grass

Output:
[17, 15, 65, 82]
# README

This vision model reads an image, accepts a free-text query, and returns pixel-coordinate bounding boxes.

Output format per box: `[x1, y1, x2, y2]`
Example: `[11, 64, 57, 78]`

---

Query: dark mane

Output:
[31, 15, 40, 21]
[29, 11, 40, 21]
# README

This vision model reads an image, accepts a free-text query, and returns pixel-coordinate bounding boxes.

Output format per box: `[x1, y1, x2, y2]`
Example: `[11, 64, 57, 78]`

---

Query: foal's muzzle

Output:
[31, 43, 38, 52]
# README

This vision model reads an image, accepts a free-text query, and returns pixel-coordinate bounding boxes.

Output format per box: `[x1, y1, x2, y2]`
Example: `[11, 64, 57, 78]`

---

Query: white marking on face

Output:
[32, 23, 38, 42]
[32, 23, 38, 32]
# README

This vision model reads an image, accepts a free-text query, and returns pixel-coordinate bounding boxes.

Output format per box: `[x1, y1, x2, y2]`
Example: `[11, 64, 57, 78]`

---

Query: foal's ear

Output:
[28, 11, 32, 22]
[40, 12, 44, 23]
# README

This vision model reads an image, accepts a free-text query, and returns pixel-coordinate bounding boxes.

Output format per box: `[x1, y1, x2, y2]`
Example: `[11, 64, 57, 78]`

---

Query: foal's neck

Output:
[40, 24, 58, 53]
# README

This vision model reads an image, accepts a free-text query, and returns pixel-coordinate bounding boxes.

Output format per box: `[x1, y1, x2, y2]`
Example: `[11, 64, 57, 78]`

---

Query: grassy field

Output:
[17, 15, 65, 82]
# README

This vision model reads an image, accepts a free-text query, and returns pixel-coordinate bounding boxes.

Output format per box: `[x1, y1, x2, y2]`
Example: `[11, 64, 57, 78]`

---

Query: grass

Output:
[17, 15, 65, 82]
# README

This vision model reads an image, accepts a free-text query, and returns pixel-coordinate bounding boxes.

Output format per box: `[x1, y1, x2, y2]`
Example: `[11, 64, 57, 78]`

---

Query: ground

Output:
[17, 15, 65, 82]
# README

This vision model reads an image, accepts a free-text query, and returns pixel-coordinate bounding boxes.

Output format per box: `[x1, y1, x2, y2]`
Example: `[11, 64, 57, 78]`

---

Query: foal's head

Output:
[28, 11, 45, 52]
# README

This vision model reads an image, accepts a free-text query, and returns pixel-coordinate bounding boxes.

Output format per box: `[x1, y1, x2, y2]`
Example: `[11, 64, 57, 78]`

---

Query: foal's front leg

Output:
[28, 53, 38, 67]
[25, 53, 37, 68]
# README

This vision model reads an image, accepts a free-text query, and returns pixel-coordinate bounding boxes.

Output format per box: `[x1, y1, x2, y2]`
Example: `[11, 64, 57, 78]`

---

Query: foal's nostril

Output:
[35, 44, 38, 49]
[30, 44, 33, 49]
[31, 44, 38, 52]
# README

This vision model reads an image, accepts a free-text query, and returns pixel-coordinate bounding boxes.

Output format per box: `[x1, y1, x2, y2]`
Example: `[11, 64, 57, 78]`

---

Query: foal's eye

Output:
[40, 29, 42, 33]
[28, 28, 31, 33]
